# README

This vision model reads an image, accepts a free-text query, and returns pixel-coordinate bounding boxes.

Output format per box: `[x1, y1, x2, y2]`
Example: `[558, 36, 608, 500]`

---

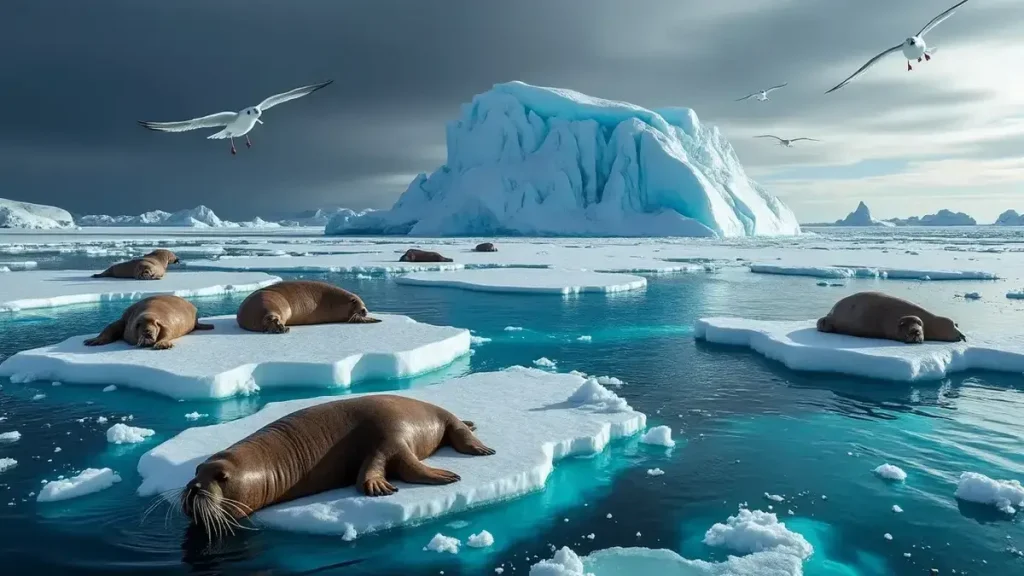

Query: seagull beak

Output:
[256, 119, 264, 125]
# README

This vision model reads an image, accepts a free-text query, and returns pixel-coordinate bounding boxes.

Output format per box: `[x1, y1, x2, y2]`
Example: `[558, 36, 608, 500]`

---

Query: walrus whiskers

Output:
[141, 487, 183, 526]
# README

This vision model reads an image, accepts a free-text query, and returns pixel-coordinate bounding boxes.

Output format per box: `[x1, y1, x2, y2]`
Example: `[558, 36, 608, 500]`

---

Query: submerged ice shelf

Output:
[394, 268, 647, 295]
[0, 270, 281, 312]
[137, 367, 647, 535]
[695, 317, 1024, 382]
[0, 314, 470, 399]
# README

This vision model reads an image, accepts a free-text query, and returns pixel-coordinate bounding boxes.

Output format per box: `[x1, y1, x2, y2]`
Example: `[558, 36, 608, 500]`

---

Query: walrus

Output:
[92, 249, 179, 280]
[399, 248, 453, 263]
[473, 242, 497, 252]
[236, 280, 381, 334]
[179, 395, 495, 535]
[84, 295, 213, 350]
[816, 291, 966, 344]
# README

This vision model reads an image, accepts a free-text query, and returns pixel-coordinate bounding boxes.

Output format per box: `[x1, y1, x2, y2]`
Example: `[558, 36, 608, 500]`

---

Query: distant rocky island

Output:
[802, 202, 1012, 227]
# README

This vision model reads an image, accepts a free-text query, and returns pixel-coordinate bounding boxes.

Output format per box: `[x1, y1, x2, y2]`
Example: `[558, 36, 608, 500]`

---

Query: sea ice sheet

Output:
[0, 270, 281, 312]
[394, 268, 647, 295]
[0, 314, 470, 399]
[136, 367, 647, 535]
[694, 317, 1024, 382]
[749, 263, 997, 281]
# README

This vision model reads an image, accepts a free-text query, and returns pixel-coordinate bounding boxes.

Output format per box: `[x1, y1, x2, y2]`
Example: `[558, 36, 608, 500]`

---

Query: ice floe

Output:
[954, 472, 1024, 514]
[37, 468, 122, 503]
[874, 464, 908, 482]
[695, 317, 1024, 382]
[703, 508, 813, 559]
[106, 423, 155, 445]
[640, 425, 675, 448]
[136, 367, 646, 535]
[749, 263, 997, 281]
[0, 313, 470, 400]
[394, 268, 647, 295]
[0, 458, 16, 473]
[0, 270, 280, 312]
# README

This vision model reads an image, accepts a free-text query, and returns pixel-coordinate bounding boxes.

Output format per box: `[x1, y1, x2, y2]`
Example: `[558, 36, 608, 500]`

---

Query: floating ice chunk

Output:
[102, 385, 117, 393]
[504, 326, 524, 332]
[874, 464, 907, 482]
[96, 416, 108, 424]
[954, 472, 1024, 514]
[530, 547, 593, 576]
[467, 530, 495, 548]
[764, 493, 785, 502]
[892, 505, 904, 513]
[646, 468, 665, 476]
[36, 468, 121, 502]
[0, 314, 470, 400]
[425, 533, 461, 554]
[471, 335, 492, 346]
[184, 412, 207, 421]
[0, 270, 280, 313]
[137, 367, 646, 535]
[566, 378, 632, 413]
[31, 394, 45, 401]
[640, 425, 675, 448]
[576, 335, 592, 342]
[0, 458, 16, 473]
[703, 508, 813, 559]
[593, 376, 624, 388]
[695, 317, 1024, 382]
[749, 264, 997, 281]
[885, 533, 893, 541]
[395, 269, 647, 295]
[342, 523, 357, 542]
[0, 431, 20, 443]
[531, 544, 806, 576]
[106, 423, 155, 445]
[533, 357, 557, 368]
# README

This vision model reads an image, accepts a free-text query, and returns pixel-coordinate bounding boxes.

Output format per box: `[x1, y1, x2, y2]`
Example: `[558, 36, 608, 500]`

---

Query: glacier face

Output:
[0, 198, 76, 229]
[326, 81, 800, 238]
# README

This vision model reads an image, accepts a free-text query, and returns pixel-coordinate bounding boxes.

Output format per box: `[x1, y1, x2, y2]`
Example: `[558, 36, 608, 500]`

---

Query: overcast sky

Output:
[1, 0, 1020, 223]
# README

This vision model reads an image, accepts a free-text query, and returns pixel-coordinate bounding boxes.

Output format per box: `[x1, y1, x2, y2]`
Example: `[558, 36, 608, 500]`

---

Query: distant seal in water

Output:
[180, 394, 496, 535]
[816, 291, 965, 344]
[235, 280, 381, 334]
[92, 249, 179, 280]
[84, 295, 213, 349]
[399, 248, 453, 263]
[473, 242, 497, 252]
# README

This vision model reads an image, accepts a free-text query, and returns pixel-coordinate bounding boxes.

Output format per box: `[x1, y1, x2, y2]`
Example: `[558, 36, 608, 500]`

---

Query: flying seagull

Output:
[825, 0, 970, 94]
[138, 80, 333, 155]
[755, 135, 820, 147]
[735, 83, 788, 102]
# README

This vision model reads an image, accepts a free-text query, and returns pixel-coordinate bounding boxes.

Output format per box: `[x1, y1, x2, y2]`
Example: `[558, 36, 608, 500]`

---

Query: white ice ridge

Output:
[749, 263, 997, 281]
[0, 270, 281, 313]
[531, 542, 806, 576]
[136, 367, 646, 535]
[0, 197, 76, 230]
[394, 269, 647, 295]
[954, 472, 1024, 514]
[0, 313, 470, 400]
[37, 468, 122, 503]
[325, 81, 800, 238]
[694, 317, 1024, 382]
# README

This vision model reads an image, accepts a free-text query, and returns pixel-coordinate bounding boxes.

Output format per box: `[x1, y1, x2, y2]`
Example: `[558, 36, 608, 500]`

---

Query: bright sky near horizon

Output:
[1, 0, 1020, 223]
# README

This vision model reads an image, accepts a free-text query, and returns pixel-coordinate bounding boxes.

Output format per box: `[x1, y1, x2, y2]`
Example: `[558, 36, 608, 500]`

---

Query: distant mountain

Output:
[0, 198, 76, 229]
[887, 209, 976, 226]
[833, 202, 895, 227]
[78, 205, 283, 228]
[994, 209, 1024, 226]
[279, 207, 374, 227]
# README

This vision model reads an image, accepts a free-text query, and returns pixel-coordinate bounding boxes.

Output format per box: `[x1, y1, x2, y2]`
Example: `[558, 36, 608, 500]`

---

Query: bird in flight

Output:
[735, 83, 788, 102]
[826, 0, 970, 94]
[138, 80, 333, 155]
[755, 135, 821, 147]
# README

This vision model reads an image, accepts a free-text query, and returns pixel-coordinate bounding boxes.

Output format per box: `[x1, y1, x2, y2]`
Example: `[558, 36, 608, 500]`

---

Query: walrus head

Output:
[147, 249, 180, 265]
[896, 315, 925, 344]
[399, 249, 415, 262]
[181, 458, 253, 536]
[133, 315, 162, 347]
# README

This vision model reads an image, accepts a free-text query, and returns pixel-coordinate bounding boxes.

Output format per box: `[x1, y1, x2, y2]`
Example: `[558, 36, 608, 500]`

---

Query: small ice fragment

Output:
[96, 416, 108, 424]
[467, 530, 494, 548]
[885, 533, 893, 541]
[605, 513, 612, 519]
[503, 326, 523, 332]
[892, 505, 904, 513]
[31, 394, 45, 401]
[53, 447, 61, 453]
[576, 335, 592, 342]
[184, 412, 208, 421]
[646, 468, 665, 476]
[51, 382, 61, 387]
[764, 493, 785, 502]
[36, 468, 121, 502]
[0, 458, 17, 473]
[424, 533, 460, 554]
[586, 533, 595, 540]
[532, 357, 556, 368]
[640, 426, 675, 448]
[105, 423, 155, 445]
[0, 431, 21, 443]
[102, 385, 116, 392]
[341, 523, 357, 542]
[874, 464, 908, 482]
[470, 335, 491, 346]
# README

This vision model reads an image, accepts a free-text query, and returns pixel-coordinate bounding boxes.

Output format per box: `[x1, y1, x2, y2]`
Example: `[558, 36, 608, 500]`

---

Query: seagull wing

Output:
[825, 44, 903, 94]
[918, 0, 970, 37]
[755, 135, 783, 142]
[790, 138, 820, 142]
[257, 80, 333, 111]
[764, 83, 788, 93]
[138, 111, 238, 133]
[735, 93, 757, 101]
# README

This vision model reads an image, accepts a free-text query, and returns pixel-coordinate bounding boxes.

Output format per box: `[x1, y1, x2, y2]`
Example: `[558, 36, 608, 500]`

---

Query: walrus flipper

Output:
[446, 423, 496, 456]
[193, 321, 215, 331]
[347, 315, 382, 324]
[83, 319, 126, 346]
[92, 268, 113, 278]
[393, 449, 461, 485]
[358, 451, 398, 497]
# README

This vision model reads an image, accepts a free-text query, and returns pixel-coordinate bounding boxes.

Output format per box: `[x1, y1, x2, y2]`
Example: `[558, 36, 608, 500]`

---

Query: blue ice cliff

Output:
[325, 81, 801, 238]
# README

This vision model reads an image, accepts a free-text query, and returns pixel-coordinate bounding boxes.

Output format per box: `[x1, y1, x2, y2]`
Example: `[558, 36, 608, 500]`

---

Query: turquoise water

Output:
[1, 265, 1022, 574]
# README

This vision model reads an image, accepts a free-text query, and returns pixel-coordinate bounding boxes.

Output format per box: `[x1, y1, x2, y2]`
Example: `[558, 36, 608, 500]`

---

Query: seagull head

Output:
[905, 37, 920, 47]
[243, 106, 262, 120]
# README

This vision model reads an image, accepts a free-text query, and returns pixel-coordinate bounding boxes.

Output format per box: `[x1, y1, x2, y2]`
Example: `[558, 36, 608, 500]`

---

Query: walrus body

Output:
[93, 249, 179, 280]
[84, 295, 213, 349]
[399, 248, 453, 262]
[816, 291, 965, 344]
[473, 242, 497, 252]
[181, 395, 495, 533]
[236, 280, 381, 333]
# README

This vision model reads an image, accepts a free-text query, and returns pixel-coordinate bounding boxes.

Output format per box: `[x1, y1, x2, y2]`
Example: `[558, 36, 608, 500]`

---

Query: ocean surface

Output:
[0, 228, 1022, 575]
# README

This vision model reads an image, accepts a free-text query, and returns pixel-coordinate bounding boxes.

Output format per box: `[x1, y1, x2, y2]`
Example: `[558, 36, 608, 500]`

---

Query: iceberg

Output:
[78, 205, 286, 228]
[825, 201, 895, 227]
[278, 207, 374, 227]
[994, 209, 1024, 226]
[325, 81, 800, 238]
[887, 209, 976, 226]
[0, 198, 76, 230]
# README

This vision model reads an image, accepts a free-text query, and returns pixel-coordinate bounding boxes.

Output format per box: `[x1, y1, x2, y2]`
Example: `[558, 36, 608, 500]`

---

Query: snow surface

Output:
[0, 270, 280, 313]
[0, 313, 470, 400]
[37, 468, 122, 503]
[749, 263, 997, 281]
[954, 472, 1024, 514]
[831, 202, 895, 227]
[889, 209, 977, 226]
[325, 81, 800, 238]
[694, 317, 1024, 382]
[136, 367, 646, 535]
[0, 198, 76, 230]
[394, 268, 647, 295]
[873, 464, 907, 482]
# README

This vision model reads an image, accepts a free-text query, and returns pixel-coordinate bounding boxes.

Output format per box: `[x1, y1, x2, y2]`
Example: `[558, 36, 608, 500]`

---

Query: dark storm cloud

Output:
[0, 0, 1017, 219]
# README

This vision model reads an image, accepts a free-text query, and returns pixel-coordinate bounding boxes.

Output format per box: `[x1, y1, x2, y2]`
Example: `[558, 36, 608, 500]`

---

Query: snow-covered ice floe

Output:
[185, 255, 463, 275]
[749, 263, 997, 281]
[37, 468, 122, 503]
[694, 317, 1024, 382]
[0, 314, 470, 400]
[394, 268, 647, 295]
[0, 270, 281, 313]
[137, 367, 646, 535]
[954, 472, 1024, 514]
